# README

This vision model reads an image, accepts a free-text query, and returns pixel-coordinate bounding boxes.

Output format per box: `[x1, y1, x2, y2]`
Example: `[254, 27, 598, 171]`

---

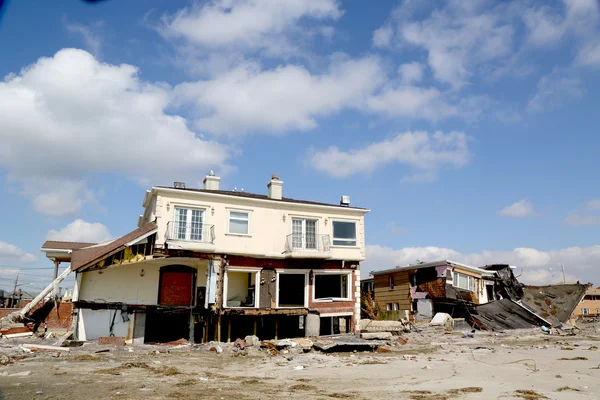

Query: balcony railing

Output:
[285, 234, 331, 253]
[166, 221, 215, 244]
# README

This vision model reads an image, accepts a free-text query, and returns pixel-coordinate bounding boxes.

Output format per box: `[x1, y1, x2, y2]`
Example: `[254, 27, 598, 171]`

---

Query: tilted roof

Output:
[70, 222, 157, 270]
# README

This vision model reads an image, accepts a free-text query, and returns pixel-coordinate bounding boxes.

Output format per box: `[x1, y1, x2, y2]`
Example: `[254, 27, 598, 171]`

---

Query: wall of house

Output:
[148, 189, 367, 262]
[451, 267, 488, 304]
[224, 260, 360, 334]
[373, 270, 412, 319]
[574, 297, 600, 316]
[78, 259, 208, 305]
[77, 308, 135, 341]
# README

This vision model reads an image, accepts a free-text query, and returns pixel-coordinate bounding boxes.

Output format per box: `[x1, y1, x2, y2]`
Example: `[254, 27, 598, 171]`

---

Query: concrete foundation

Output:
[305, 314, 320, 337]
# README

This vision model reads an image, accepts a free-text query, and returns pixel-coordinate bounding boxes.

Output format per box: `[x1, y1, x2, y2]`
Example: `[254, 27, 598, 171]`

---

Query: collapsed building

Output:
[369, 262, 591, 330]
[24, 174, 369, 344]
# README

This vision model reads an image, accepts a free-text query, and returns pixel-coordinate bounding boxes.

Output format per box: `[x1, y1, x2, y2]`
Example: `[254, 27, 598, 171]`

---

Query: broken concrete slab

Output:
[361, 332, 393, 340]
[468, 299, 549, 331]
[360, 319, 408, 332]
[313, 335, 378, 353]
[430, 313, 452, 326]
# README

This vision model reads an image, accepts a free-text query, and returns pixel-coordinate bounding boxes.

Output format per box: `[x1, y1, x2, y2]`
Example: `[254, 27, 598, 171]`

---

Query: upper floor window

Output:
[292, 218, 318, 250]
[228, 211, 250, 235]
[332, 221, 357, 246]
[454, 272, 475, 292]
[582, 308, 590, 315]
[174, 207, 204, 241]
[389, 276, 395, 289]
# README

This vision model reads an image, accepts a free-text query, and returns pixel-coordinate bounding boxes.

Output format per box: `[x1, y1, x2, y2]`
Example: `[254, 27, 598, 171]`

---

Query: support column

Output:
[52, 259, 60, 299]
[227, 317, 231, 343]
[253, 319, 257, 336]
[275, 318, 279, 341]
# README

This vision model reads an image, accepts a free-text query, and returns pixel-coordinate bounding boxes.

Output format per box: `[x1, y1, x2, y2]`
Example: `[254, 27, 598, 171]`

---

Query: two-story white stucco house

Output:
[41, 173, 369, 344]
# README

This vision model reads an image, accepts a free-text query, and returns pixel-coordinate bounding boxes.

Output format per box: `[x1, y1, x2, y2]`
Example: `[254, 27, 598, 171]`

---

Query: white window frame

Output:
[290, 217, 319, 251]
[223, 267, 261, 309]
[312, 270, 352, 302]
[170, 202, 209, 241]
[386, 303, 393, 311]
[393, 303, 399, 311]
[454, 272, 475, 292]
[227, 209, 251, 236]
[275, 269, 309, 308]
[331, 219, 358, 247]
[581, 308, 590, 315]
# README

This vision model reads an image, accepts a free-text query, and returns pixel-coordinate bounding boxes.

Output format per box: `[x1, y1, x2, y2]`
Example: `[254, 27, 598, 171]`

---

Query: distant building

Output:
[574, 287, 600, 317]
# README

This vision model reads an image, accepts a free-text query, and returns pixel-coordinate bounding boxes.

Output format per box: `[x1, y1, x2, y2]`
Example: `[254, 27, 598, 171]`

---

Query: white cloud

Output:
[46, 219, 112, 243]
[65, 22, 103, 57]
[372, 24, 393, 48]
[374, 0, 600, 89]
[363, 243, 600, 284]
[0, 241, 37, 264]
[307, 131, 470, 180]
[160, 0, 343, 57]
[527, 69, 585, 112]
[393, 2, 515, 87]
[174, 55, 385, 135]
[0, 48, 230, 216]
[499, 199, 536, 218]
[565, 199, 600, 225]
[397, 62, 424, 85]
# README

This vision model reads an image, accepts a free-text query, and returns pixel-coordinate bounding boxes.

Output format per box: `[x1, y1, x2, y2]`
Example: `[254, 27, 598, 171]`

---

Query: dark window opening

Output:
[315, 274, 348, 299]
[389, 276, 395, 290]
[278, 274, 306, 307]
[319, 316, 351, 336]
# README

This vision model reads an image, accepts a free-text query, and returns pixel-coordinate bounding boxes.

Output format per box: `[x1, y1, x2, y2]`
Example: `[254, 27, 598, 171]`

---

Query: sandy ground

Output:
[0, 324, 599, 400]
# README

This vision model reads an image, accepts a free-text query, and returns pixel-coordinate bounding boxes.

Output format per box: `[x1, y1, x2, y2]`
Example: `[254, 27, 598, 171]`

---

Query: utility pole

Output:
[11, 274, 19, 308]
[561, 264, 566, 284]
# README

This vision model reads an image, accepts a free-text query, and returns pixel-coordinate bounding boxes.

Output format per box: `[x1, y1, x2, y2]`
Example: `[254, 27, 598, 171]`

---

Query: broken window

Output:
[225, 269, 258, 307]
[314, 273, 350, 300]
[277, 272, 307, 307]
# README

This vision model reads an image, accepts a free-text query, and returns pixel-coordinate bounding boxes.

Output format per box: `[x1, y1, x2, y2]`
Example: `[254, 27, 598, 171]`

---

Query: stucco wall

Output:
[147, 189, 367, 261]
[78, 260, 208, 305]
[77, 308, 134, 341]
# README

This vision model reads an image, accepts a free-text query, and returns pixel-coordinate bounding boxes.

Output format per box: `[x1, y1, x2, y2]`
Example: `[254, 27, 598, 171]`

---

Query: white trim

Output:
[331, 219, 358, 247]
[227, 209, 251, 235]
[223, 267, 261, 309]
[153, 187, 370, 214]
[125, 228, 158, 247]
[312, 270, 352, 302]
[40, 248, 73, 253]
[319, 312, 353, 317]
[275, 269, 309, 308]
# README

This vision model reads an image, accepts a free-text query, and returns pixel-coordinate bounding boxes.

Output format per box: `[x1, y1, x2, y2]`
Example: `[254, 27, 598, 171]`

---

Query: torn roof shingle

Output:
[70, 222, 157, 270]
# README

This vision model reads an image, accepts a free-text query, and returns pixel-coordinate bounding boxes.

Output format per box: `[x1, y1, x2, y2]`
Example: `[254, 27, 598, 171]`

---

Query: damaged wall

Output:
[78, 260, 208, 304]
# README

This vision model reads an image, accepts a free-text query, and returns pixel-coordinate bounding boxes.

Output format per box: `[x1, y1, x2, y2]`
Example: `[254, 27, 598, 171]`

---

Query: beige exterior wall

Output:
[77, 258, 209, 305]
[143, 188, 367, 262]
[574, 289, 600, 316]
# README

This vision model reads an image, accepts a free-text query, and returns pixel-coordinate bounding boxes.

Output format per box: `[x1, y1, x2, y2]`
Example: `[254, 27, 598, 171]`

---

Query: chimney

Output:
[267, 174, 283, 200]
[203, 170, 221, 191]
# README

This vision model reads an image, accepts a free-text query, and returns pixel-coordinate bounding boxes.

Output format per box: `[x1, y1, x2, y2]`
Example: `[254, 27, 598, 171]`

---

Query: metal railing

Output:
[285, 234, 331, 253]
[166, 221, 215, 243]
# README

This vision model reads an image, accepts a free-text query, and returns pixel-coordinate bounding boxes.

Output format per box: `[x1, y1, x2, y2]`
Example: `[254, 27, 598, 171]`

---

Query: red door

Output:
[159, 267, 194, 306]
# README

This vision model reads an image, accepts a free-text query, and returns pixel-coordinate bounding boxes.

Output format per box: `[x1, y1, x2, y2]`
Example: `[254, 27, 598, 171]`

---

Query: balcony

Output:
[284, 234, 331, 259]
[165, 221, 216, 252]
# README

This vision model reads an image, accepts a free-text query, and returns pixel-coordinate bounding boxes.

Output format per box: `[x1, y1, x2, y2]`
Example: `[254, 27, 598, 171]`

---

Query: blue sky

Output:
[1, 0, 600, 292]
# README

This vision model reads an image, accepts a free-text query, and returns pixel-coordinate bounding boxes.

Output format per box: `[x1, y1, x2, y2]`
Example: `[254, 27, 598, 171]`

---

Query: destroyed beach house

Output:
[370, 262, 591, 331]
[38, 174, 369, 344]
